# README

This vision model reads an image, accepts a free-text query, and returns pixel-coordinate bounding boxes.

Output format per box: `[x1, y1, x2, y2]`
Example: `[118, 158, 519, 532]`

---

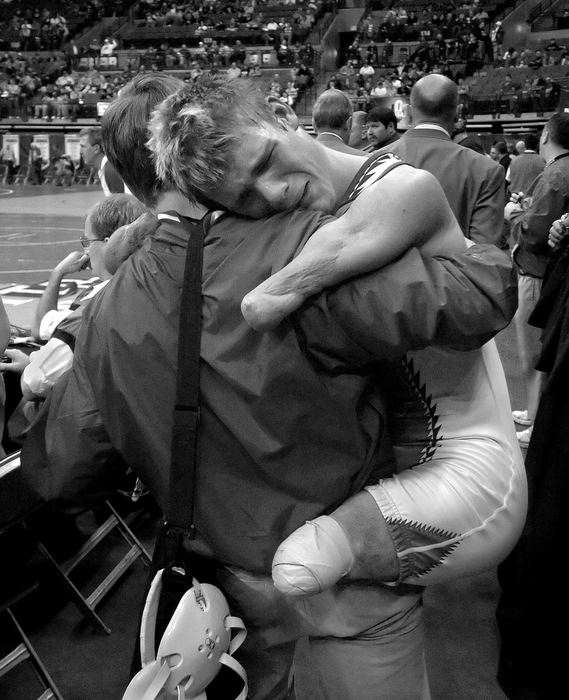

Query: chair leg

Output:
[36, 541, 111, 634]
[105, 500, 152, 565]
[5, 608, 65, 699]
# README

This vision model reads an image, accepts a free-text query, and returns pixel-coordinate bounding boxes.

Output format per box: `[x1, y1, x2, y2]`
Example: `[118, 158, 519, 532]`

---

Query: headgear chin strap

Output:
[123, 568, 248, 700]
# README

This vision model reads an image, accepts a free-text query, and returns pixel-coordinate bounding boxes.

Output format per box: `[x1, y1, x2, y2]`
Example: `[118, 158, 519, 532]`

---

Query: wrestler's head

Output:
[148, 74, 340, 218]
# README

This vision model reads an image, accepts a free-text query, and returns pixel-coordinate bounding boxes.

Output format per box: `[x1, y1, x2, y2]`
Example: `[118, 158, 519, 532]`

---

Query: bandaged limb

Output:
[272, 491, 398, 596]
[103, 212, 160, 275]
[272, 436, 527, 595]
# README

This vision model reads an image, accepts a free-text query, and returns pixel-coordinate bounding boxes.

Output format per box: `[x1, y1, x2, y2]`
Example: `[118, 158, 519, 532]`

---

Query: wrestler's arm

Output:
[295, 242, 517, 366]
[242, 166, 464, 331]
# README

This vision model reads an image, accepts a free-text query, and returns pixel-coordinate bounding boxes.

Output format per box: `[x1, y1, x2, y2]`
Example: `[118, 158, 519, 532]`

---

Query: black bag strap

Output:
[162, 213, 208, 565]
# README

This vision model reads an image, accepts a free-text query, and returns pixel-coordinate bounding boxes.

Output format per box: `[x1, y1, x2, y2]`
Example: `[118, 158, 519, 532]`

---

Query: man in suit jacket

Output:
[378, 74, 505, 247]
[506, 132, 545, 196]
[311, 88, 367, 155]
[79, 126, 131, 197]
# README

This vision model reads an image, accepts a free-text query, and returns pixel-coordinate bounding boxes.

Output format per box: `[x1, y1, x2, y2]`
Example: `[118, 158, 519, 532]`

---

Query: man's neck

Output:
[321, 145, 368, 207]
[156, 190, 208, 219]
[317, 131, 346, 143]
[543, 145, 569, 164]
[413, 118, 452, 135]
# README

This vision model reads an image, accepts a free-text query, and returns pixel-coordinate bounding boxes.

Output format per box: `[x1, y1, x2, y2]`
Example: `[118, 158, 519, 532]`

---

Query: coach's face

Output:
[203, 121, 338, 219]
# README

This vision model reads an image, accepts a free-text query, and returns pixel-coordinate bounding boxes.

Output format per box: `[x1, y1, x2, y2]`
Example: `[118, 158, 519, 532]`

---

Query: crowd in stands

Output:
[0, 1, 130, 52]
[120, 0, 330, 49]
[330, 1, 567, 117]
[0, 0, 566, 125]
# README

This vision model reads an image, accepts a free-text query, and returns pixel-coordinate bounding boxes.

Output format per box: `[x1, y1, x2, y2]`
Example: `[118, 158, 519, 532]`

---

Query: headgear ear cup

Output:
[123, 570, 248, 699]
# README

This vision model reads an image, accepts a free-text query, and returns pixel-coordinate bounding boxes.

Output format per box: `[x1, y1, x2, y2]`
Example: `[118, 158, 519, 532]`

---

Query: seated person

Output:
[12, 196, 152, 402]
[31, 193, 148, 343]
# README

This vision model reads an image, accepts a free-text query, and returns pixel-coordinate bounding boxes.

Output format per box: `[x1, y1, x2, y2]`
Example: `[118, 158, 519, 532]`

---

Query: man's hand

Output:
[0, 348, 31, 373]
[548, 214, 569, 248]
[54, 251, 90, 276]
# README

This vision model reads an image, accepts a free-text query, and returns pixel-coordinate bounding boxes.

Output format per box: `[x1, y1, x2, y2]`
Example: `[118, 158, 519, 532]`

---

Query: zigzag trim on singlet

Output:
[400, 355, 443, 465]
[338, 152, 404, 210]
[387, 518, 462, 579]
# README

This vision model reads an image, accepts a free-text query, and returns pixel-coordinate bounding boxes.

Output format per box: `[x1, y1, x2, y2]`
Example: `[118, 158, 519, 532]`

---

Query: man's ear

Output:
[266, 96, 299, 130]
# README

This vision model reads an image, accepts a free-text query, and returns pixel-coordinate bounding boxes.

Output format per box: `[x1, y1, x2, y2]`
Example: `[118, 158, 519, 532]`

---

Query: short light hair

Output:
[86, 193, 149, 240]
[312, 89, 353, 131]
[148, 74, 279, 204]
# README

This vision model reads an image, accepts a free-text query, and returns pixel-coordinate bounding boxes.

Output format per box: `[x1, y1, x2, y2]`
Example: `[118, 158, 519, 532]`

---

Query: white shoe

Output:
[517, 426, 533, 447]
[512, 409, 533, 426]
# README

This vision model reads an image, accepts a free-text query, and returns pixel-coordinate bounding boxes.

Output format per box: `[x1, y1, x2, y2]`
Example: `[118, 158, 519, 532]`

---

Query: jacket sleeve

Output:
[510, 168, 567, 257]
[468, 164, 506, 247]
[297, 242, 518, 370]
[20, 363, 128, 509]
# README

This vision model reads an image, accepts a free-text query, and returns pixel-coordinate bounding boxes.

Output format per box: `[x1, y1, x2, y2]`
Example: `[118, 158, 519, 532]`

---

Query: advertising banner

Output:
[64, 134, 81, 164]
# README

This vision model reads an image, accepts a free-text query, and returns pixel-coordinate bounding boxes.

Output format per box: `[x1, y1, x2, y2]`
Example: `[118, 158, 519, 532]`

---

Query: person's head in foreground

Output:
[148, 74, 358, 219]
[102, 72, 188, 209]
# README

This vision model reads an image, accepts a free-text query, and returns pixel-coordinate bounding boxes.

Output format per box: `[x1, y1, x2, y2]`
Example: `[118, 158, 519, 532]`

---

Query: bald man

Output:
[377, 73, 505, 247]
[311, 88, 367, 155]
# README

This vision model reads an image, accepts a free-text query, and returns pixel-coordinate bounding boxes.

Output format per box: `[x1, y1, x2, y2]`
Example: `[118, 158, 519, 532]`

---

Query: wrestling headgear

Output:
[123, 568, 248, 700]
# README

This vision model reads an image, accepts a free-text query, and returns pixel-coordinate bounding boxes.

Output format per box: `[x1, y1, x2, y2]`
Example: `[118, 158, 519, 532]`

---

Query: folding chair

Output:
[0, 451, 152, 635]
[0, 451, 64, 699]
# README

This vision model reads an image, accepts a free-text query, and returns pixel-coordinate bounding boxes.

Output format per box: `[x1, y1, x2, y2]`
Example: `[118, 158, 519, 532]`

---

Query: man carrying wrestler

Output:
[23, 74, 525, 700]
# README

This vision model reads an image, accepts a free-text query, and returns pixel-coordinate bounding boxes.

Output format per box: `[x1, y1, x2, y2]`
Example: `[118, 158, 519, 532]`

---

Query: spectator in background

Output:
[0, 139, 16, 183]
[491, 140, 512, 173]
[79, 126, 130, 196]
[451, 116, 487, 155]
[311, 88, 367, 155]
[506, 132, 545, 197]
[378, 73, 505, 247]
[504, 112, 569, 445]
[27, 142, 44, 185]
[364, 106, 400, 150]
[358, 59, 375, 83]
[18, 196, 151, 402]
[100, 37, 118, 57]
[30, 192, 148, 344]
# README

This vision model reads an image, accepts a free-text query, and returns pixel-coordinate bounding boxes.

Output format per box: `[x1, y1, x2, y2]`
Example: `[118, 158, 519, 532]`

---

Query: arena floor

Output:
[0, 184, 103, 330]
